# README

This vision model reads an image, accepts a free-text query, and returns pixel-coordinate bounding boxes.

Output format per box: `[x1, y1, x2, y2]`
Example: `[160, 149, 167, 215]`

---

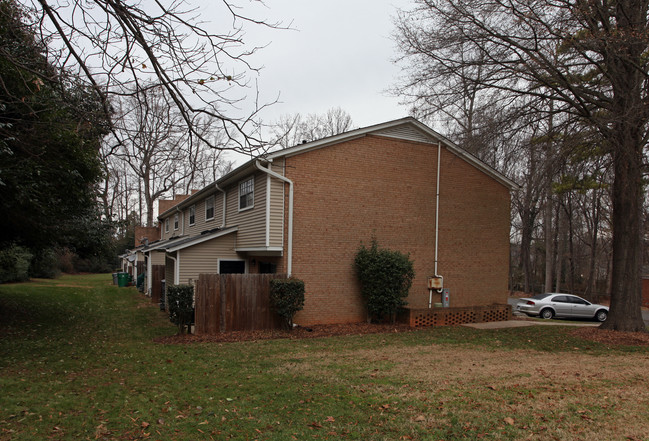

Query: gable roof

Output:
[158, 117, 517, 219]
[266, 116, 518, 189]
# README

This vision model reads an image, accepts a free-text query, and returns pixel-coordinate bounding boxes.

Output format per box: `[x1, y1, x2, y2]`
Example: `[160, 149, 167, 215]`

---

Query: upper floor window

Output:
[205, 196, 215, 221]
[164, 218, 170, 233]
[173, 213, 179, 230]
[239, 177, 254, 211]
[189, 205, 196, 226]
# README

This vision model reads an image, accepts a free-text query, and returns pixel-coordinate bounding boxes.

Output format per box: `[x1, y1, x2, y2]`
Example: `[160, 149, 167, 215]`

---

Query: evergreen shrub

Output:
[269, 278, 305, 330]
[354, 239, 415, 323]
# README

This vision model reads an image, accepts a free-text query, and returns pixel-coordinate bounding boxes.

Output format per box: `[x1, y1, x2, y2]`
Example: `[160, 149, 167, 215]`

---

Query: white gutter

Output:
[254, 160, 294, 277]
[215, 183, 226, 229]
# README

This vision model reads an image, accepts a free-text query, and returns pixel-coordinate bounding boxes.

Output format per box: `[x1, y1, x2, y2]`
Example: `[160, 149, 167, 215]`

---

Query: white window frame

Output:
[238, 176, 254, 211]
[165, 218, 170, 233]
[188, 205, 196, 226]
[173, 213, 179, 230]
[205, 196, 215, 221]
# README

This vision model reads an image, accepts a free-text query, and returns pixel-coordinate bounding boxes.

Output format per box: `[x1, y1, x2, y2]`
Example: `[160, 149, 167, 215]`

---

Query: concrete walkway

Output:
[462, 320, 600, 329]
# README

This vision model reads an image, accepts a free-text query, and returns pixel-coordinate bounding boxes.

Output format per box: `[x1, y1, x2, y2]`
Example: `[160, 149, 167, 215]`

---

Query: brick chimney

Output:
[135, 226, 161, 247]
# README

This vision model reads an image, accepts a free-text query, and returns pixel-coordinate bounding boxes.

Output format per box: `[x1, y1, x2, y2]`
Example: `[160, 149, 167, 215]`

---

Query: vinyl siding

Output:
[225, 172, 267, 248]
[150, 250, 165, 265]
[165, 253, 176, 286]
[177, 233, 239, 283]
[269, 160, 285, 248]
[181, 190, 226, 236]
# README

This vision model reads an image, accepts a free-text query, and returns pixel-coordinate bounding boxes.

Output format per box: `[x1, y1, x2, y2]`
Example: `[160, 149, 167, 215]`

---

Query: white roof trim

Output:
[235, 246, 283, 255]
[165, 227, 238, 252]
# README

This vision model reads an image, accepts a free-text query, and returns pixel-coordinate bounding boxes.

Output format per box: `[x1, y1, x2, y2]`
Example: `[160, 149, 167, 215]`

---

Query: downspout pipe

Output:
[215, 183, 226, 229]
[167, 253, 178, 285]
[435, 141, 441, 276]
[429, 141, 443, 309]
[254, 160, 294, 277]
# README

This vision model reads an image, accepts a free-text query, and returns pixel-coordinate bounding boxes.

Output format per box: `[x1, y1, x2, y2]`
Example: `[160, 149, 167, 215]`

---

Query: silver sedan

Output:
[516, 293, 608, 322]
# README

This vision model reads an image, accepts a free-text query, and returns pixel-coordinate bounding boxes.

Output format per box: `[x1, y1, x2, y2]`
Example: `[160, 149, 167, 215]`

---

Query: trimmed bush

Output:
[167, 284, 194, 334]
[0, 243, 32, 283]
[355, 239, 415, 323]
[269, 278, 305, 330]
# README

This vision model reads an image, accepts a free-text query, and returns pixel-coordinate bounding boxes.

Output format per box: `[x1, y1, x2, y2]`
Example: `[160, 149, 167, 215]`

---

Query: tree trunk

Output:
[544, 192, 554, 293]
[600, 136, 645, 331]
[600, 1, 647, 332]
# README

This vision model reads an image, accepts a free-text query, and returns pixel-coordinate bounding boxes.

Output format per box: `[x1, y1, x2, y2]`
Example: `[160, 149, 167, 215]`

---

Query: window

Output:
[205, 196, 215, 221]
[165, 218, 170, 233]
[239, 177, 254, 211]
[173, 213, 179, 230]
[189, 205, 196, 226]
[219, 260, 246, 274]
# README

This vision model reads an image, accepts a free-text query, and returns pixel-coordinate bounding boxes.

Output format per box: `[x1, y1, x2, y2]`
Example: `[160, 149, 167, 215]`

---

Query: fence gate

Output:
[195, 273, 286, 334]
[150, 265, 166, 305]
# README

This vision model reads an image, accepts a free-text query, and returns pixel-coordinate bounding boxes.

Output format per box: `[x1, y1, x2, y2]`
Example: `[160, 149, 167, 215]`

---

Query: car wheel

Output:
[540, 308, 554, 320]
[595, 310, 608, 322]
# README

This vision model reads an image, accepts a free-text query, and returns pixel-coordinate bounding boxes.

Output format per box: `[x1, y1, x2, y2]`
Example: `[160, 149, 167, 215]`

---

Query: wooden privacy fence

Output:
[150, 265, 165, 306]
[195, 273, 286, 334]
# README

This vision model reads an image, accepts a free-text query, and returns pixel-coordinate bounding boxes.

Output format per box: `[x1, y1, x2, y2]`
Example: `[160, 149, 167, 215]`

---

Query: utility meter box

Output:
[428, 275, 443, 291]
[442, 289, 450, 307]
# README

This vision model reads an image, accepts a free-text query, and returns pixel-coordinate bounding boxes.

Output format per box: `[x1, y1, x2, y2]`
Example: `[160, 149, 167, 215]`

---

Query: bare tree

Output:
[394, 0, 649, 331]
[270, 107, 355, 149]
[111, 87, 230, 226]
[19, 0, 282, 154]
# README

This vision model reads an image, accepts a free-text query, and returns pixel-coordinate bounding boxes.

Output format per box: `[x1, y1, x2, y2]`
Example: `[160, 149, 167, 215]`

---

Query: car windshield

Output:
[530, 293, 553, 300]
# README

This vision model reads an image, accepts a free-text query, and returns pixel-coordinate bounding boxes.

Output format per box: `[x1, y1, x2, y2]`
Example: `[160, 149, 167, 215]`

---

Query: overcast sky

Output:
[248, 0, 412, 126]
[195, 0, 415, 164]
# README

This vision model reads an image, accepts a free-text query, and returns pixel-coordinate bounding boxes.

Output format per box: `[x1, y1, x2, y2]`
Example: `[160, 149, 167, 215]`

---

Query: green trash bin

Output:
[117, 272, 129, 288]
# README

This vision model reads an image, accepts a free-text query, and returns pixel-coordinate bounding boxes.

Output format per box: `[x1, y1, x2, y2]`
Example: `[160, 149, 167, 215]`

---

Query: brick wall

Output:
[282, 134, 511, 325]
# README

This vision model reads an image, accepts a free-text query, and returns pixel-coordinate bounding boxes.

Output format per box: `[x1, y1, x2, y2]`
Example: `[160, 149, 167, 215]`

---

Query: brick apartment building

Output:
[138, 117, 516, 325]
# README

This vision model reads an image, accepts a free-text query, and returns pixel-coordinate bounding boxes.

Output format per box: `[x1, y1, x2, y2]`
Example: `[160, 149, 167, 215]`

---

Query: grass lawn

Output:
[1, 274, 649, 440]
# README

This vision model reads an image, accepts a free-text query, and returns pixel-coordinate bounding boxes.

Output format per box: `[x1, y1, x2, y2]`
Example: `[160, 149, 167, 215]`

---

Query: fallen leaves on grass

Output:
[571, 328, 649, 346]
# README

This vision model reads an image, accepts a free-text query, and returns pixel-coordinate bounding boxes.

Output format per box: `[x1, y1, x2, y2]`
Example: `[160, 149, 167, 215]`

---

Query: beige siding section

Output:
[225, 172, 267, 248]
[158, 164, 286, 252]
[165, 253, 176, 286]
[181, 190, 226, 236]
[158, 191, 226, 240]
[269, 160, 285, 248]
[150, 250, 165, 265]
[177, 233, 239, 283]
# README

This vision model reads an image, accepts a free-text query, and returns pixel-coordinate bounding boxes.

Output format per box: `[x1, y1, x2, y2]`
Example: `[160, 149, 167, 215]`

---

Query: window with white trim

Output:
[173, 213, 179, 230]
[239, 177, 254, 211]
[205, 196, 215, 221]
[189, 205, 196, 226]
[165, 218, 170, 233]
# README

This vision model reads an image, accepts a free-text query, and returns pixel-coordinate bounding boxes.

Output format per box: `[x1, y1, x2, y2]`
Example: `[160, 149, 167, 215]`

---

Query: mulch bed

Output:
[154, 321, 649, 346]
[154, 323, 413, 344]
